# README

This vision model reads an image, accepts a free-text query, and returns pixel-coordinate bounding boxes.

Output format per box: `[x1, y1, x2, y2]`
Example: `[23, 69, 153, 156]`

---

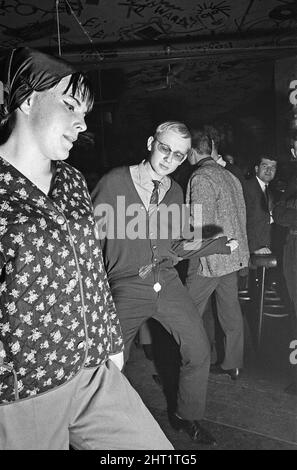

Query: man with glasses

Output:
[92, 121, 237, 445]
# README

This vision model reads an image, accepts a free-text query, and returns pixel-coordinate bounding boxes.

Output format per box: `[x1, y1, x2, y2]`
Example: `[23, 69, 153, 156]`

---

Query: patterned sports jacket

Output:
[0, 156, 123, 404]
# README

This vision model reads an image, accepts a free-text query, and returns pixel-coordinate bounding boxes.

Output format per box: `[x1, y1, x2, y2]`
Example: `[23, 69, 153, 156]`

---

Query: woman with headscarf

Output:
[0, 47, 173, 450]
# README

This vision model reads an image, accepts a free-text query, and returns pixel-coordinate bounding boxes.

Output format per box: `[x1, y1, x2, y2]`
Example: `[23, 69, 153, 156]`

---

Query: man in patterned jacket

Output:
[0, 47, 172, 450]
[185, 130, 249, 380]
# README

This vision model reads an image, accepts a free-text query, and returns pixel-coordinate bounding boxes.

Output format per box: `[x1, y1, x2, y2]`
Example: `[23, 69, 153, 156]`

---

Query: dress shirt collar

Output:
[138, 160, 171, 190]
[256, 175, 268, 192]
[217, 156, 226, 167]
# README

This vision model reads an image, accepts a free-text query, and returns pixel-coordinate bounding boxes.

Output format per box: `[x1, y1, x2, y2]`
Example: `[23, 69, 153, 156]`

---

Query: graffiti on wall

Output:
[235, 0, 297, 32]
[0, 0, 295, 51]
[117, 0, 232, 32]
[0, 0, 84, 17]
[1, 20, 69, 41]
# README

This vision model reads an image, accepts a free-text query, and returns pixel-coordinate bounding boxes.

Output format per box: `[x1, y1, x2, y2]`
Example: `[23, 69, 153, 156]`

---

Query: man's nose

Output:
[164, 152, 174, 162]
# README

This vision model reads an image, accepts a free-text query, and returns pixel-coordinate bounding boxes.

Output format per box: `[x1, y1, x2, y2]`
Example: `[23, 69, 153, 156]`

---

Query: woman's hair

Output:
[61, 72, 94, 114]
[0, 47, 94, 136]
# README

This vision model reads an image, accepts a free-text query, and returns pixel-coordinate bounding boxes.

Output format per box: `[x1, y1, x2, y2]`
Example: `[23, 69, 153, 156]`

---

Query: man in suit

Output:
[244, 156, 277, 255]
[185, 130, 250, 380]
[244, 156, 278, 320]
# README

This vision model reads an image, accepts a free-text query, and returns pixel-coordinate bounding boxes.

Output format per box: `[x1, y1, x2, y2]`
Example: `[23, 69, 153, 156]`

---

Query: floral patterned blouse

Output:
[0, 156, 123, 404]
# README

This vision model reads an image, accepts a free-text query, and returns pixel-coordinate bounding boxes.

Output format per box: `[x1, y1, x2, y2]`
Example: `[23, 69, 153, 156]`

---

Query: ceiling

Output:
[0, 0, 297, 169]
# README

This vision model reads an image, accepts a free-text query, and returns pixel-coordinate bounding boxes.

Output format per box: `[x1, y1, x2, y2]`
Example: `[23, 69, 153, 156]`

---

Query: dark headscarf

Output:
[0, 47, 76, 125]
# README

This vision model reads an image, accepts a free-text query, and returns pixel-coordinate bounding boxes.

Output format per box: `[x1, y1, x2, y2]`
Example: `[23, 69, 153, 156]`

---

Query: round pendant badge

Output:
[153, 282, 162, 292]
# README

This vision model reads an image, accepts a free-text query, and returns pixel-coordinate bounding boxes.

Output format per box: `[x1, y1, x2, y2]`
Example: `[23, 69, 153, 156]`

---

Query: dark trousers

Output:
[186, 271, 244, 370]
[110, 269, 210, 421]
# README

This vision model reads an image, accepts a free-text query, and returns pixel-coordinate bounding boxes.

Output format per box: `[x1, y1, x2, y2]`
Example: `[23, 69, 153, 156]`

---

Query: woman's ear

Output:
[147, 136, 154, 151]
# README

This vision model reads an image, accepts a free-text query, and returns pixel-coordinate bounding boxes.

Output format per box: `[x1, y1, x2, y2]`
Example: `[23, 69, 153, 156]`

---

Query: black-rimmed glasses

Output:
[154, 138, 190, 163]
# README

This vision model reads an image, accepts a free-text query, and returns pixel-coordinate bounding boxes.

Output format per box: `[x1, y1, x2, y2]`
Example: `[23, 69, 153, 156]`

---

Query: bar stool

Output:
[250, 254, 288, 346]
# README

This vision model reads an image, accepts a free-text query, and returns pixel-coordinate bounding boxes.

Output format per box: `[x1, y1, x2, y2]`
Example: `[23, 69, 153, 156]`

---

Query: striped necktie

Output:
[150, 180, 160, 206]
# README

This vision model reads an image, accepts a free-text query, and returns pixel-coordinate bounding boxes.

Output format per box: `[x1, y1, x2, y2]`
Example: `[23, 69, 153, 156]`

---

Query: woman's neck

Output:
[0, 139, 54, 195]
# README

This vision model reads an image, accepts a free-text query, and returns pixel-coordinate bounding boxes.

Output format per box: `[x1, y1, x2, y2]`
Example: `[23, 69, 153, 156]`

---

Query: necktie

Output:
[149, 180, 160, 206]
[139, 179, 162, 292]
[264, 185, 269, 208]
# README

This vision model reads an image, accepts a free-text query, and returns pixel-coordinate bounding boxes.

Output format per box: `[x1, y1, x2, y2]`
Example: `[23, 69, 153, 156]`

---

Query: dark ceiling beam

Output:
[36, 27, 297, 69]
[44, 26, 297, 53]
[59, 46, 297, 71]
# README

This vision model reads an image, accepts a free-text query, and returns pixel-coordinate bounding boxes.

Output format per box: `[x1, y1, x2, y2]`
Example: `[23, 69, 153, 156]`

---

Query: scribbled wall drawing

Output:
[235, 0, 297, 32]
[194, 1, 232, 32]
[1, 20, 69, 41]
[0, 0, 295, 129]
[269, 0, 297, 25]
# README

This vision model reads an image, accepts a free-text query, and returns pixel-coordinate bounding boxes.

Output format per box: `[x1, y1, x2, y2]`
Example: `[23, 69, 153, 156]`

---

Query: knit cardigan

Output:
[92, 166, 230, 285]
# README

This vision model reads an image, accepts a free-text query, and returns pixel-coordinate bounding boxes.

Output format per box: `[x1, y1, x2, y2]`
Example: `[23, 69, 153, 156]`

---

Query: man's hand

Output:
[226, 238, 239, 252]
[109, 351, 124, 371]
[253, 247, 272, 255]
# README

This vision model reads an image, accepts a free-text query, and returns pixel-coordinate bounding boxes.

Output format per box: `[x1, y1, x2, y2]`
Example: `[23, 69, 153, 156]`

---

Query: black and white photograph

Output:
[0, 0, 297, 453]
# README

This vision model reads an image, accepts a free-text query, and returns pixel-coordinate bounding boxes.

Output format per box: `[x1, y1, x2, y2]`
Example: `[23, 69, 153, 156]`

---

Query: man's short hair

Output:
[191, 130, 212, 155]
[154, 121, 191, 139]
[255, 155, 277, 167]
[203, 125, 220, 150]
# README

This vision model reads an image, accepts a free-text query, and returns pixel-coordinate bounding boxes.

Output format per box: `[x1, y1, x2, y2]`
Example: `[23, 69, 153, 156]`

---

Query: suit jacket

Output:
[186, 158, 249, 277]
[244, 176, 272, 253]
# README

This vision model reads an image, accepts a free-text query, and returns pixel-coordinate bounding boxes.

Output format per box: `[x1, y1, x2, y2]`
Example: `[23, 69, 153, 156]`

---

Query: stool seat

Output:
[250, 254, 277, 269]
[248, 254, 285, 347]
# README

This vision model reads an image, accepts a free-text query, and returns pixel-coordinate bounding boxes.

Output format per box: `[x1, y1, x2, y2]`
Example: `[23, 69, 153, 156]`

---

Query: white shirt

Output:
[129, 160, 171, 211]
[216, 156, 226, 167]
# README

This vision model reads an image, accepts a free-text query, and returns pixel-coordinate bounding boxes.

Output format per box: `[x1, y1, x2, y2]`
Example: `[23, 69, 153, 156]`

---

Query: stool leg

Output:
[258, 266, 266, 346]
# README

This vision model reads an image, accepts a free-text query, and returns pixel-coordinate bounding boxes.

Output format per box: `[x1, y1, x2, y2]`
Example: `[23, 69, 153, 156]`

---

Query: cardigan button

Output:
[77, 341, 85, 350]
[56, 214, 65, 225]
